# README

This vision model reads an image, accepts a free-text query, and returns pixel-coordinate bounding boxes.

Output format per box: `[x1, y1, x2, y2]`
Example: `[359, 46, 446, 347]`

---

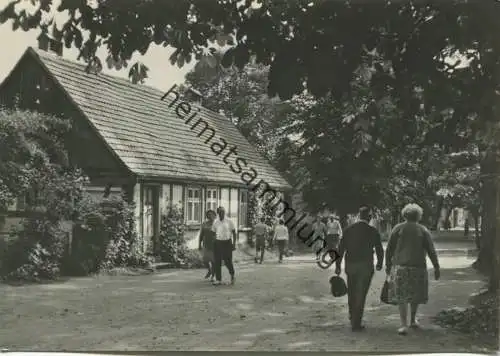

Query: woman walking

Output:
[385, 203, 441, 335]
[198, 210, 216, 281]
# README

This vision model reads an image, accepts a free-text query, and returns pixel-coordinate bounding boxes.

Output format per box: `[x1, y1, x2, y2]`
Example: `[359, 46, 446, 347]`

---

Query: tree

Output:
[0, 109, 81, 216]
[3, 0, 497, 288]
[184, 54, 293, 161]
[429, 147, 481, 231]
[280, 66, 449, 224]
[0, 109, 87, 280]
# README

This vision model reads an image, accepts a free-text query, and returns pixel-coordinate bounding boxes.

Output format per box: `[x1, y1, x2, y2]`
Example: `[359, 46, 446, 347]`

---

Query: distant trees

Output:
[184, 53, 291, 162]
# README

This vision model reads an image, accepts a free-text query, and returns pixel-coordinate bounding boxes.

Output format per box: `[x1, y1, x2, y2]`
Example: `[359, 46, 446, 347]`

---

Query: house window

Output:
[206, 187, 218, 213]
[239, 190, 248, 227]
[186, 187, 202, 223]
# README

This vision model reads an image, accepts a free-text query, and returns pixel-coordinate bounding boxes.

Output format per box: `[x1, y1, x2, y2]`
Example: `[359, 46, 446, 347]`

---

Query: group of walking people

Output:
[198, 209, 291, 285]
[311, 214, 343, 261]
[198, 206, 237, 285]
[334, 204, 441, 335]
[253, 217, 289, 264]
[198, 202, 442, 335]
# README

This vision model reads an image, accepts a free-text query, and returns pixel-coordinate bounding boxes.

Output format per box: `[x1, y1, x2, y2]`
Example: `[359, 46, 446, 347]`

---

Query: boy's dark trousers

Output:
[346, 263, 374, 328]
[214, 239, 235, 281]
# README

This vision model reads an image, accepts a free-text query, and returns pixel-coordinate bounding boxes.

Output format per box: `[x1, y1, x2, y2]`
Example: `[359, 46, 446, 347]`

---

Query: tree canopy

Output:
[2, 1, 498, 128]
[0, 108, 85, 220]
[184, 53, 291, 158]
[183, 49, 482, 225]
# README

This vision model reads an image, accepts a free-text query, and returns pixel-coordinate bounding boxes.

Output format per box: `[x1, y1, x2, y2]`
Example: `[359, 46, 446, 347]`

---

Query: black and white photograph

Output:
[0, 0, 498, 354]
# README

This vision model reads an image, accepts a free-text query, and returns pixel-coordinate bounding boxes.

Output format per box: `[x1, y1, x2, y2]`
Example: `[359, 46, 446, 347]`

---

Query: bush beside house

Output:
[155, 205, 204, 269]
[67, 195, 153, 276]
[0, 109, 154, 282]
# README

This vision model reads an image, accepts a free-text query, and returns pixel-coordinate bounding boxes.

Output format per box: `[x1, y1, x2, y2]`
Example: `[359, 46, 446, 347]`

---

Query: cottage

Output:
[0, 37, 291, 251]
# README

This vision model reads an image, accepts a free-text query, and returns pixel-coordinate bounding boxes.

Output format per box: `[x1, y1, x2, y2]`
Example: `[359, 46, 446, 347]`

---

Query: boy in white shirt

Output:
[274, 219, 289, 263]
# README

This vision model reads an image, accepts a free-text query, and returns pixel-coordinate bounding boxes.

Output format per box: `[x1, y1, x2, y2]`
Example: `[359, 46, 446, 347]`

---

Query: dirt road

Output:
[0, 255, 488, 352]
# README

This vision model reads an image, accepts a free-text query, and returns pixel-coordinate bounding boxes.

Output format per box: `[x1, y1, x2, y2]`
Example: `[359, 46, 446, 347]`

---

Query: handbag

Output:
[329, 275, 348, 297]
[380, 273, 396, 305]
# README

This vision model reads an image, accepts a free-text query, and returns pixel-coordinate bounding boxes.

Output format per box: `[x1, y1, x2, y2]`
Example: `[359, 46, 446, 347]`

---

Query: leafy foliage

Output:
[1, 219, 68, 282]
[157, 205, 186, 264]
[0, 109, 75, 213]
[433, 292, 498, 349]
[185, 56, 292, 160]
[0, 109, 149, 280]
[69, 195, 152, 275]
[3, 1, 497, 123]
[281, 73, 445, 220]
[156, 205, 203, 268]
[184, 34, 483, 229]
[248, 190, 278, 226]
[0, 109, 84, 281]
[128, 62, 149, 84]
[430, 147, 481, 227]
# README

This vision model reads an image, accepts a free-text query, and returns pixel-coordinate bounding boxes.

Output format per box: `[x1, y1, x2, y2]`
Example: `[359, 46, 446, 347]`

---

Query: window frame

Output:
[206, 187, 219, 213]
[186, 186, 202, 224]
[239, 189, 249, 228]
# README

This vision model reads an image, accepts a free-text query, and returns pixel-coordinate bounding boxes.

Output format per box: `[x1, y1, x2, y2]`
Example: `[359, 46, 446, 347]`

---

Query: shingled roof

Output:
[14, 47, 291, 190]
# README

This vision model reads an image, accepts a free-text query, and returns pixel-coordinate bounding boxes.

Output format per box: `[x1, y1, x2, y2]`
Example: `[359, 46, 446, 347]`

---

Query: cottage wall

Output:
[164, 183, 250, 250]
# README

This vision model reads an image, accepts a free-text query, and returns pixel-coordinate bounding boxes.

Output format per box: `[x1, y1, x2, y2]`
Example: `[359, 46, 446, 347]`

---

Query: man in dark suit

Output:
[335, 206, 384, 331]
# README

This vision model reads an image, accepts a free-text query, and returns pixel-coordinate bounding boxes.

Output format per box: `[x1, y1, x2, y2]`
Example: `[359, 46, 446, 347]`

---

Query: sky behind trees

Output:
[0, 1, 194, 91]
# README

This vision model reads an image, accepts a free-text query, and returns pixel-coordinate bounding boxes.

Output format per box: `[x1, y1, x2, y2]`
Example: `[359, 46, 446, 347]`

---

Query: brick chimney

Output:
[37, 33, 63, 56]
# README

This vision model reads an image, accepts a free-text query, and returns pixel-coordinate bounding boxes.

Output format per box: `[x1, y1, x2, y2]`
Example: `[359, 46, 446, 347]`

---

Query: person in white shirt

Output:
[326, 215, 343, 250]
[273, 219, 289, 263]
[212, 206, 237, 285]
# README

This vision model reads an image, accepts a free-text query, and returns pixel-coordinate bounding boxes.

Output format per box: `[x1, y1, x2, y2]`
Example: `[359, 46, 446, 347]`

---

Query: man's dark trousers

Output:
[214, 239, 235, 281]
[346, 263, 374, 328]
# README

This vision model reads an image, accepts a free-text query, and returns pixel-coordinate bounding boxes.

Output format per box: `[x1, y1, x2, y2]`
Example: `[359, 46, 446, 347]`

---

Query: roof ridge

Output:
[24, 46, 291, 189]
[30, 46, 170, 96]
[29, 47, 236, 123]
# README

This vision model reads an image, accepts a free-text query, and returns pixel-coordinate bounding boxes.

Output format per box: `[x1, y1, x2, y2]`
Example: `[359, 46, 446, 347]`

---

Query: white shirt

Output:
[212, 218, 236, 240]
[274, 224, 289, 241]
[326, 220, 343, 237]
